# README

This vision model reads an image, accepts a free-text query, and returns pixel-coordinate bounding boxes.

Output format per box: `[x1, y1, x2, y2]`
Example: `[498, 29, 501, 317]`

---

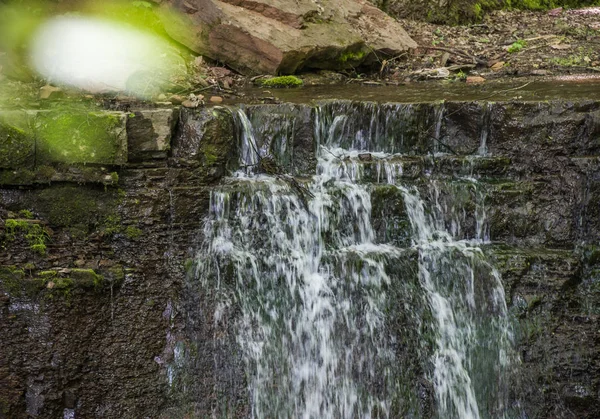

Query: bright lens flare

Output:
[29, 16, 183, 96]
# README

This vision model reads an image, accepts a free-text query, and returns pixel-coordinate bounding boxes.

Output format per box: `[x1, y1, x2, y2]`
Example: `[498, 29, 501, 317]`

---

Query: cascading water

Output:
[195, 101, 518, 418]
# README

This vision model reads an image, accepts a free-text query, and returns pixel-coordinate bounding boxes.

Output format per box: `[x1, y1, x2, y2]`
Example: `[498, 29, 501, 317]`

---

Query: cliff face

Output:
[1, 99, 600, 418]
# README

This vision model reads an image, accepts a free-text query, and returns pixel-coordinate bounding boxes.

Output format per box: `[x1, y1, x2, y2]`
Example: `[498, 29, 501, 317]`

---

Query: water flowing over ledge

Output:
[2, 96, 600, 419]
[193, 103, 520, 418]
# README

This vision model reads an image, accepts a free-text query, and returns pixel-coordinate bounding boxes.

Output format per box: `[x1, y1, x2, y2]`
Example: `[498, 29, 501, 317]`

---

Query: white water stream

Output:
[196, 103, 516, 418]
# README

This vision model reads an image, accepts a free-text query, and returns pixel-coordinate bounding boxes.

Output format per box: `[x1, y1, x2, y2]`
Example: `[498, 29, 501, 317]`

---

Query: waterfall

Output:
[195, 102, 517, 418]
[478, 102, 492, 157]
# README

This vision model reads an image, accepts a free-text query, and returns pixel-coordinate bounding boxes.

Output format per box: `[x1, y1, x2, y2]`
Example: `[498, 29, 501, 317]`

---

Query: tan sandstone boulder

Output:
[160, 0, 417, 74]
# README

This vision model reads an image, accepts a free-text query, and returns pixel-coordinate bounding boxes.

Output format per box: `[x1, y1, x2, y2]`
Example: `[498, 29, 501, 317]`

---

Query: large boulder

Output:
[161, 0, 417, 74]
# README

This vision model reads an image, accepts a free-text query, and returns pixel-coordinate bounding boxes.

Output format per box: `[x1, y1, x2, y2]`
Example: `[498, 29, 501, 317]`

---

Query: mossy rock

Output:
[195, 107, 236, 178]
[260, 76, 303, 88]
[68, 268, 104, 288]
[0, 117, 35, 169]
[3, 219, 49, 255]
[36, 110, 127, 165]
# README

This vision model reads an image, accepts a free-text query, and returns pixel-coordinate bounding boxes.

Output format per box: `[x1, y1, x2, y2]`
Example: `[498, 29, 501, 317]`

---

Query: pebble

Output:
[182, 100, 199, 108]
[169, 95, 185, 104]
[210, 96, 224, 104]
[490, 61, 505, 72]
[466, 76, 485, 84]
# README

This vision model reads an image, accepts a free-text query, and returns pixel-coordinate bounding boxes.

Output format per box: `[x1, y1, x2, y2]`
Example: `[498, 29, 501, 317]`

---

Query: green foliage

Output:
[508, 39, 527, 53]
[338, 50, 367, 64]
[551, 48, 592, 66]
[261, 76, 303, 88]
[454, 70, 468, 80]
[125, 226, 142, 240]
[4, 218, 49, 254]
[18, 209, 33, 219]
[103, 214, 123, 236]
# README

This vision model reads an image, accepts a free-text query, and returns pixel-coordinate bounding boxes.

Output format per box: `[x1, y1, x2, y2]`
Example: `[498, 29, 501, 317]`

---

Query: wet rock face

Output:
[0, 107, 228, 418]
[160, 0, 417, 74]
[1, 100, 600, 418]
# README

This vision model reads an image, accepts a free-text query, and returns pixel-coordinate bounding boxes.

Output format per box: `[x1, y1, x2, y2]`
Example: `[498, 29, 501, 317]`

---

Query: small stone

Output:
[39, 85, 63, 100]
[210, 96, 224, 104]
[531, 70, 548, 76]
[490, 61, 505, 72]
[74, 259, 86, 267]
[466, 76, 485, 84]
[169, 95, 185, 105]
[551, 44, 571, 50]
[46, 281, 55, 289]
[157, 93, 167, 101]
[182, 100, 199, 108]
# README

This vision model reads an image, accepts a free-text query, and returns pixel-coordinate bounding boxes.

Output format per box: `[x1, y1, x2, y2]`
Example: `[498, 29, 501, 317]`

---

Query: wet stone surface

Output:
[0, 98, 599, 418]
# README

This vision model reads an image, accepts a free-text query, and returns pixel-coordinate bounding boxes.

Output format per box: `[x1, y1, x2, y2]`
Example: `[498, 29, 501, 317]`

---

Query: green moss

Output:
[125, 226, 143, 240]
[4, 219, 49, 255]
[202, 144, 219, 166]
[36, 109, 127, 165]
[261, 76, 303, 88]
[338, 49, 367, 64]
[0, 120, 34, 169]
[37, 268, 103, 300]
[108, 265, 126, 283]
[103, 214, 123, 236]
[197, 108, 236, 176]
[70, 268, 104, 288]
[184, 258, 195, 275]
[18, 209, 34, 219]
[507, 39, 527, 53]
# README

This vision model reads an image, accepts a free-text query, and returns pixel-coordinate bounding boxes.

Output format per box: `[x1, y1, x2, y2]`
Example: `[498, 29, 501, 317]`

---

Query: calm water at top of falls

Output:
[195, 104, 519, 418]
